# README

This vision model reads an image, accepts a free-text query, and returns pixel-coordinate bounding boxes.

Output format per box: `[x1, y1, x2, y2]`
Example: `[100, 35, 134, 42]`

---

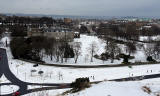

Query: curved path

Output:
[0, 48, 71, 96]
[0, 48, 27, 95]
[110, 73, 160, 82]
[21, 58, 160, 68]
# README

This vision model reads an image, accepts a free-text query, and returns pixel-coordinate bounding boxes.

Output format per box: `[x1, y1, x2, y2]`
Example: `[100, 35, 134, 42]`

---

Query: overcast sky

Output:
[0, 0, 160, 17]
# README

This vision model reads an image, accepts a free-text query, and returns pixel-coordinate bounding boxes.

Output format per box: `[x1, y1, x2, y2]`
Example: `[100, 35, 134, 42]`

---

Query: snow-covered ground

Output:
[1, 35, 160, 96]
[139, 35, 160, 41]
[0, 75, 11, 83]
[43, 34, 156, 65]
[68, 79, 160, 96]
[1, 85, 19, 95]
[8, 58, 160, 84]
[43, 34, 112, 65]
[25, 88, 69, 96]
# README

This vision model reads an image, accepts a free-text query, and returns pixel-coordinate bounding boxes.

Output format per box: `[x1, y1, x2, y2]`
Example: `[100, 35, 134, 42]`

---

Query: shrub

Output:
[146, 56, 156, 62]
[129, 56, 135, 59]
[128, 65, 132, 68]
[71, 77, 90, 92]
[100, 52, 110, 60]
[94, 54, 99, 59]
[122, 54, 130, 63]
[38, 71, 44, 75]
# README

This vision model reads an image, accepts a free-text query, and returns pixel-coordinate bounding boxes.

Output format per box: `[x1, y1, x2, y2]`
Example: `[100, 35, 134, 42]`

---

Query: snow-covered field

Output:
[42, 34, 154, 65]
[68, 79, 160, 96]
[43, 34, 112, 65]
[8, 58, 160, 84]
[1, 35, 160, 96]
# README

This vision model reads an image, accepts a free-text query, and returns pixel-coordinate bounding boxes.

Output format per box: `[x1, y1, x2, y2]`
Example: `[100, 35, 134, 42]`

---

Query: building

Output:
[27, 28, 44, 37]
[43, 27, 74, 41]
[64, 18, 72, 24]
[28, 27, 74, 41]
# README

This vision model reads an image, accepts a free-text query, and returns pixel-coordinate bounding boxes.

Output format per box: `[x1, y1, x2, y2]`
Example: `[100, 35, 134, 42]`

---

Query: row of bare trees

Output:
[98, 22, 160, 41]
[44, 39, 68, 63]
[42, 37, 82, 63]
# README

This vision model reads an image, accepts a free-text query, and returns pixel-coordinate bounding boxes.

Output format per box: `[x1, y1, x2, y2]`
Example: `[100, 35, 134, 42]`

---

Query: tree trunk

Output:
[56, 55, 59, 62]
[50, 53, 53, 61]
[91, 51, 93, 62]
[65, 58, 67, 62]
[91, 56, 93, 62]
[61, 57, 63, 63]
[111, 58, 114, 63]
[75, 56, 78, 63]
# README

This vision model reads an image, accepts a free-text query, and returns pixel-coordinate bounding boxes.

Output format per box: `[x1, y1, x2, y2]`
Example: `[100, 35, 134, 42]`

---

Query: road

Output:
[110, 73, 160, 82]
[0, 48, 71, 96]
[20, 58, 160, 69]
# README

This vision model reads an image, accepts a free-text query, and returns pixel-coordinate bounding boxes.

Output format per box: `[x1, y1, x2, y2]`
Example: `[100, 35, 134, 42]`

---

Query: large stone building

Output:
[43, 27, 74, 41]
[27, 28, 44, 37]
[28, 27, 74, 41]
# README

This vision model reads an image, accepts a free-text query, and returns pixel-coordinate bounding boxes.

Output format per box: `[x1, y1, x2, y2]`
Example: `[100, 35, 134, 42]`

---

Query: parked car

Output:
[12, 91, 20, 96]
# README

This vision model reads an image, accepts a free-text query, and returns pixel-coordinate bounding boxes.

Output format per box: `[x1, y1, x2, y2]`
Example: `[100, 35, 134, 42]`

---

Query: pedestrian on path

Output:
[93, 76, 95, 80]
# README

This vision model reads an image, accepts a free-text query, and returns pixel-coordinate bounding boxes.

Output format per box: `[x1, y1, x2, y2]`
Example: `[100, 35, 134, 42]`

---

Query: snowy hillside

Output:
[68, 80, 160, 96]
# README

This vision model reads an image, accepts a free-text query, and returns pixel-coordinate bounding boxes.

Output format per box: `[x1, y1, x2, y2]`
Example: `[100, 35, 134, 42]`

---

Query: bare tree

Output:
[88, 41, 98, 62]
[143, 44, 155, 57]
[31, 36, 46, 61]
[153, 42, 160, 60]
[73, 42, 81, 63]
[126, 42, 137, 55]
[59, 43, 66, 63]
[84, 54, 89, 63]
[54, 42, 60, 62]
[105, 41, 121, 63]
[44, 38, 56, 61]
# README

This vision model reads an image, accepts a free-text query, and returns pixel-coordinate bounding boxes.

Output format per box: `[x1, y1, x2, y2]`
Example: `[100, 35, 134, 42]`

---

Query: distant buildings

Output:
[114, 17, 153, 23]
[0, 14, 6, 20]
